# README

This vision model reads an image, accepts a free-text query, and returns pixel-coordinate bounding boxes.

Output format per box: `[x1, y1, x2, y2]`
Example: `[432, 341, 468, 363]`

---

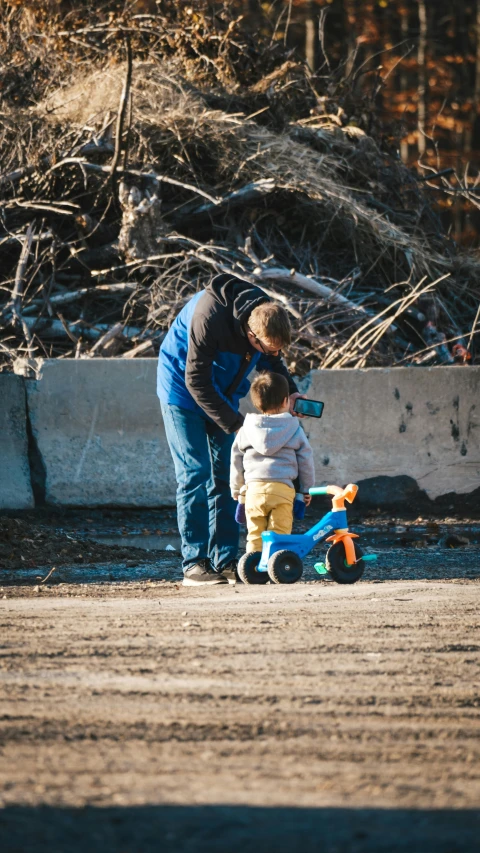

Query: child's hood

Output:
[242, 412, 300, 456]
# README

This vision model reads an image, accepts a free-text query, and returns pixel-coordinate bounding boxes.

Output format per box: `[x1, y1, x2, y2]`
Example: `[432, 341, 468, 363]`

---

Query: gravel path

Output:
[0, 557, 479, 851]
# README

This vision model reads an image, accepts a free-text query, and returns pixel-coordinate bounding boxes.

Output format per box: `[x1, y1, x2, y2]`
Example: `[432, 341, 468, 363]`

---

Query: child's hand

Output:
[235, 502, 246, 525]
[304, 494, 312, 506]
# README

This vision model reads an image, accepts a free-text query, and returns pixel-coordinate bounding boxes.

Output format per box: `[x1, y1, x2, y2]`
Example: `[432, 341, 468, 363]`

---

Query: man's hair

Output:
[250, 372, 289, 413]
[248, 303, 291, 347]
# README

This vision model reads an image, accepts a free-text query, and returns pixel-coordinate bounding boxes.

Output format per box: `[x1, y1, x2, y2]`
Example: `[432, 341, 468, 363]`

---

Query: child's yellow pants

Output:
[245, 481, 295, 552]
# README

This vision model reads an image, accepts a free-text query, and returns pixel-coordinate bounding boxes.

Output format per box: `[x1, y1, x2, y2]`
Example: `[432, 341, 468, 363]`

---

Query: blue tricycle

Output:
[238, 483, 377, 585]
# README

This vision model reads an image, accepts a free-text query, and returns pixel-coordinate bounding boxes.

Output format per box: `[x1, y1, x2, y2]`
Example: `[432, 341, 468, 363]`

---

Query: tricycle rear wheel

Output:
[268, 550, 303, 584]
[238, 551, 268, 584]
[326, 541, 365, 584]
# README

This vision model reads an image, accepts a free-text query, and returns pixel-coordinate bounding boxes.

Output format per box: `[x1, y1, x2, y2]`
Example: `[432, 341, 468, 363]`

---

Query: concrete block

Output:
[26, 359, 175, 506]
[24, 360, 480, 508]
[302, 367, 480, 500]
[0, 375, 34, 509]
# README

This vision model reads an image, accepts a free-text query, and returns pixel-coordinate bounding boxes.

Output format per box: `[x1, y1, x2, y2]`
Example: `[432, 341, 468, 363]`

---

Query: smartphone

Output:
[293, 397, 324, 418]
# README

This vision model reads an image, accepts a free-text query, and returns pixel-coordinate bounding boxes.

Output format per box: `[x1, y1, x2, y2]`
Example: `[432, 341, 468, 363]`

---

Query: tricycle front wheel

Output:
[238, 551, 268, 584]
[268, 550, 303, 584]
[326, 541, 365, 584]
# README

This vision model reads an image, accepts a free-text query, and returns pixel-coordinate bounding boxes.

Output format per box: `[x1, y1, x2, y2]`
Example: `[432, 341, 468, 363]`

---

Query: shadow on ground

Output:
[1, 805, 479, 853]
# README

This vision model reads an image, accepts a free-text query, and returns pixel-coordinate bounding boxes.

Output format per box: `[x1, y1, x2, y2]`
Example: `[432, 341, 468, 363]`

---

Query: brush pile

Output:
[1, 1, 479, 374]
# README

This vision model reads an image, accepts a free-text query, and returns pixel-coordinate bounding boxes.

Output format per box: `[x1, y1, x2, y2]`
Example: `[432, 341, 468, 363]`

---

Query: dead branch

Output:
[89, 321, 124, 354]
[22, 282, 136, 313]
[11, 222, 35, 323]
[252, 267, 377, 318]
[109, 33, 133, 195]
[121, 339, 156, 358]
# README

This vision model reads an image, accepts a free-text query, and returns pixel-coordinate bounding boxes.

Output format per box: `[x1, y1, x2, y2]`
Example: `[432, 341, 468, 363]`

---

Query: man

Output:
[157, 274, 302, 586]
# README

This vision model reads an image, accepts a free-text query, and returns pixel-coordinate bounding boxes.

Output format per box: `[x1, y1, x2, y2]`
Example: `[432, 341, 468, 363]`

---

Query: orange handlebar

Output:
[309, 483, 358, 510]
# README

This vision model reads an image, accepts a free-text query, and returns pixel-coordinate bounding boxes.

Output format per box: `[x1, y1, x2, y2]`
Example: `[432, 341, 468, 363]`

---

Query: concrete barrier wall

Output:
[0, 375, 34, 509]
[26, 359, 176, 506]
[240, 366, 480, 503]
[303, 368, 480, 500]
[2, 359, 479, 508]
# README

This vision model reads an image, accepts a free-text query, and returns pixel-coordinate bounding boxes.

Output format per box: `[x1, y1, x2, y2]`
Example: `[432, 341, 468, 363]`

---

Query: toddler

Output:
[230, 372, 315, 553]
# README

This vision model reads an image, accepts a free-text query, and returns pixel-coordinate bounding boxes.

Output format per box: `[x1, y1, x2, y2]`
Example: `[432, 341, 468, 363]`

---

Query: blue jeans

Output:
[160, 403, 239, 571]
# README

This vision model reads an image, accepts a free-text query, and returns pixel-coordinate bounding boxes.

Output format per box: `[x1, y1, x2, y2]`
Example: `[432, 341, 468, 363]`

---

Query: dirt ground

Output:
[0, 527, 479, 852]
[0, 513, 177, 571]
[0, 505, 478, 571]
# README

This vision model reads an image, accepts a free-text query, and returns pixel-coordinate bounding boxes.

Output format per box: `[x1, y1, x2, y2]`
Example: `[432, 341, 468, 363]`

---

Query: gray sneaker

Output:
[183, 559, 229, 586]
[217, 560, 239, 584]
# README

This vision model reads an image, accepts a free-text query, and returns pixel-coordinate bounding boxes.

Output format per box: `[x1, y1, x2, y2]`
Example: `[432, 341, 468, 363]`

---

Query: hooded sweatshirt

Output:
[157, 275, 298, 434]
[230, 412, 315, 494]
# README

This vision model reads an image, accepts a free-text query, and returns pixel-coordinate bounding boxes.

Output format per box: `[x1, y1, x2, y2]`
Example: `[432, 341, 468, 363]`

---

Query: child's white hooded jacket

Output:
[230, 412, 315, 496]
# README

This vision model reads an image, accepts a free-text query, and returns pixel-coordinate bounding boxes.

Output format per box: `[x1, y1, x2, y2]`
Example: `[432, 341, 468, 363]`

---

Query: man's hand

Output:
[289, 392, 306, 418]
[304, 494, 312, 506]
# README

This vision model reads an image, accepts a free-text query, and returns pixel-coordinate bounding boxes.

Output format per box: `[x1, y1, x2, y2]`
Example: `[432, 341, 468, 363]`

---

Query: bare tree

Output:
[344, 0, 358, 79]
[465, 0, 480, 155]
[400, 3, 409, 164]
[417, 0, 427, 157]
[305, 0, 316, 73]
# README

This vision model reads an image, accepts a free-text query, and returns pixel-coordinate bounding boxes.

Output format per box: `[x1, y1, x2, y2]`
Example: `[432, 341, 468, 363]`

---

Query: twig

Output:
[318, 7, 331, 72]
[417, 168, 454, 183]
[88, 321, 124, 354]
[397, 330, 480, 365]
[11, 223, 35, 323]
[467, 303, 480, 352]
[180, 179, 275, 218]
[109, 33, 133, 195]
[284, 0, 293, 47]
[53, 159, 219, 204]
[40, 566, 56, 584]
[22, 282, 137, 313]
[57, 312, 80, 345]
[0, 231, 53, 248]
[8, 201, 81, 216]
[324, 275, 450, 368]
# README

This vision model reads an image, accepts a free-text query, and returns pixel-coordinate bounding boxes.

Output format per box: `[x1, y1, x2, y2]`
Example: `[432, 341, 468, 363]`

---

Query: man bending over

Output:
[157, 274, 302, 586]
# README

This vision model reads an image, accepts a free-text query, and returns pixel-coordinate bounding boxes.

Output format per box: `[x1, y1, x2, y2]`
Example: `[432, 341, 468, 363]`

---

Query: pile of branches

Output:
[1, 1, 479, 373]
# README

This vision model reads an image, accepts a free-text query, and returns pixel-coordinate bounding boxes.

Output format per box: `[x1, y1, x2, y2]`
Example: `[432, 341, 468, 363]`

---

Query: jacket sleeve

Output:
[295, 431, 315, 493]
[256, 352, 298, 395]
[230, 433, 246, 497]
[186, 310, 244, 434]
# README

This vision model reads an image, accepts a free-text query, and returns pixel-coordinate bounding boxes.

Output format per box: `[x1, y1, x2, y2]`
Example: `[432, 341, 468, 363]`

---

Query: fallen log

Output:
[8, 316, 142, 341]
[175, 178, 277, 221]
[0, 165, 38, 189]
[253, 266, 376, 316]
[22, 282, 137, 314]
[0, 230, 53, 248]
[121, 339, 156, 358]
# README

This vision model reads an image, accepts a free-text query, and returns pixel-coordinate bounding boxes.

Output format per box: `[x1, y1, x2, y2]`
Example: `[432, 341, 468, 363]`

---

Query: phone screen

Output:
[293, 398, 324, 418]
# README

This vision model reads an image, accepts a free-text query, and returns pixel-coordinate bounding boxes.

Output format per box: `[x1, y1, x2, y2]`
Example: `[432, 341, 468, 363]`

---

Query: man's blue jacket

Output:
[157, 274, 298, 433]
